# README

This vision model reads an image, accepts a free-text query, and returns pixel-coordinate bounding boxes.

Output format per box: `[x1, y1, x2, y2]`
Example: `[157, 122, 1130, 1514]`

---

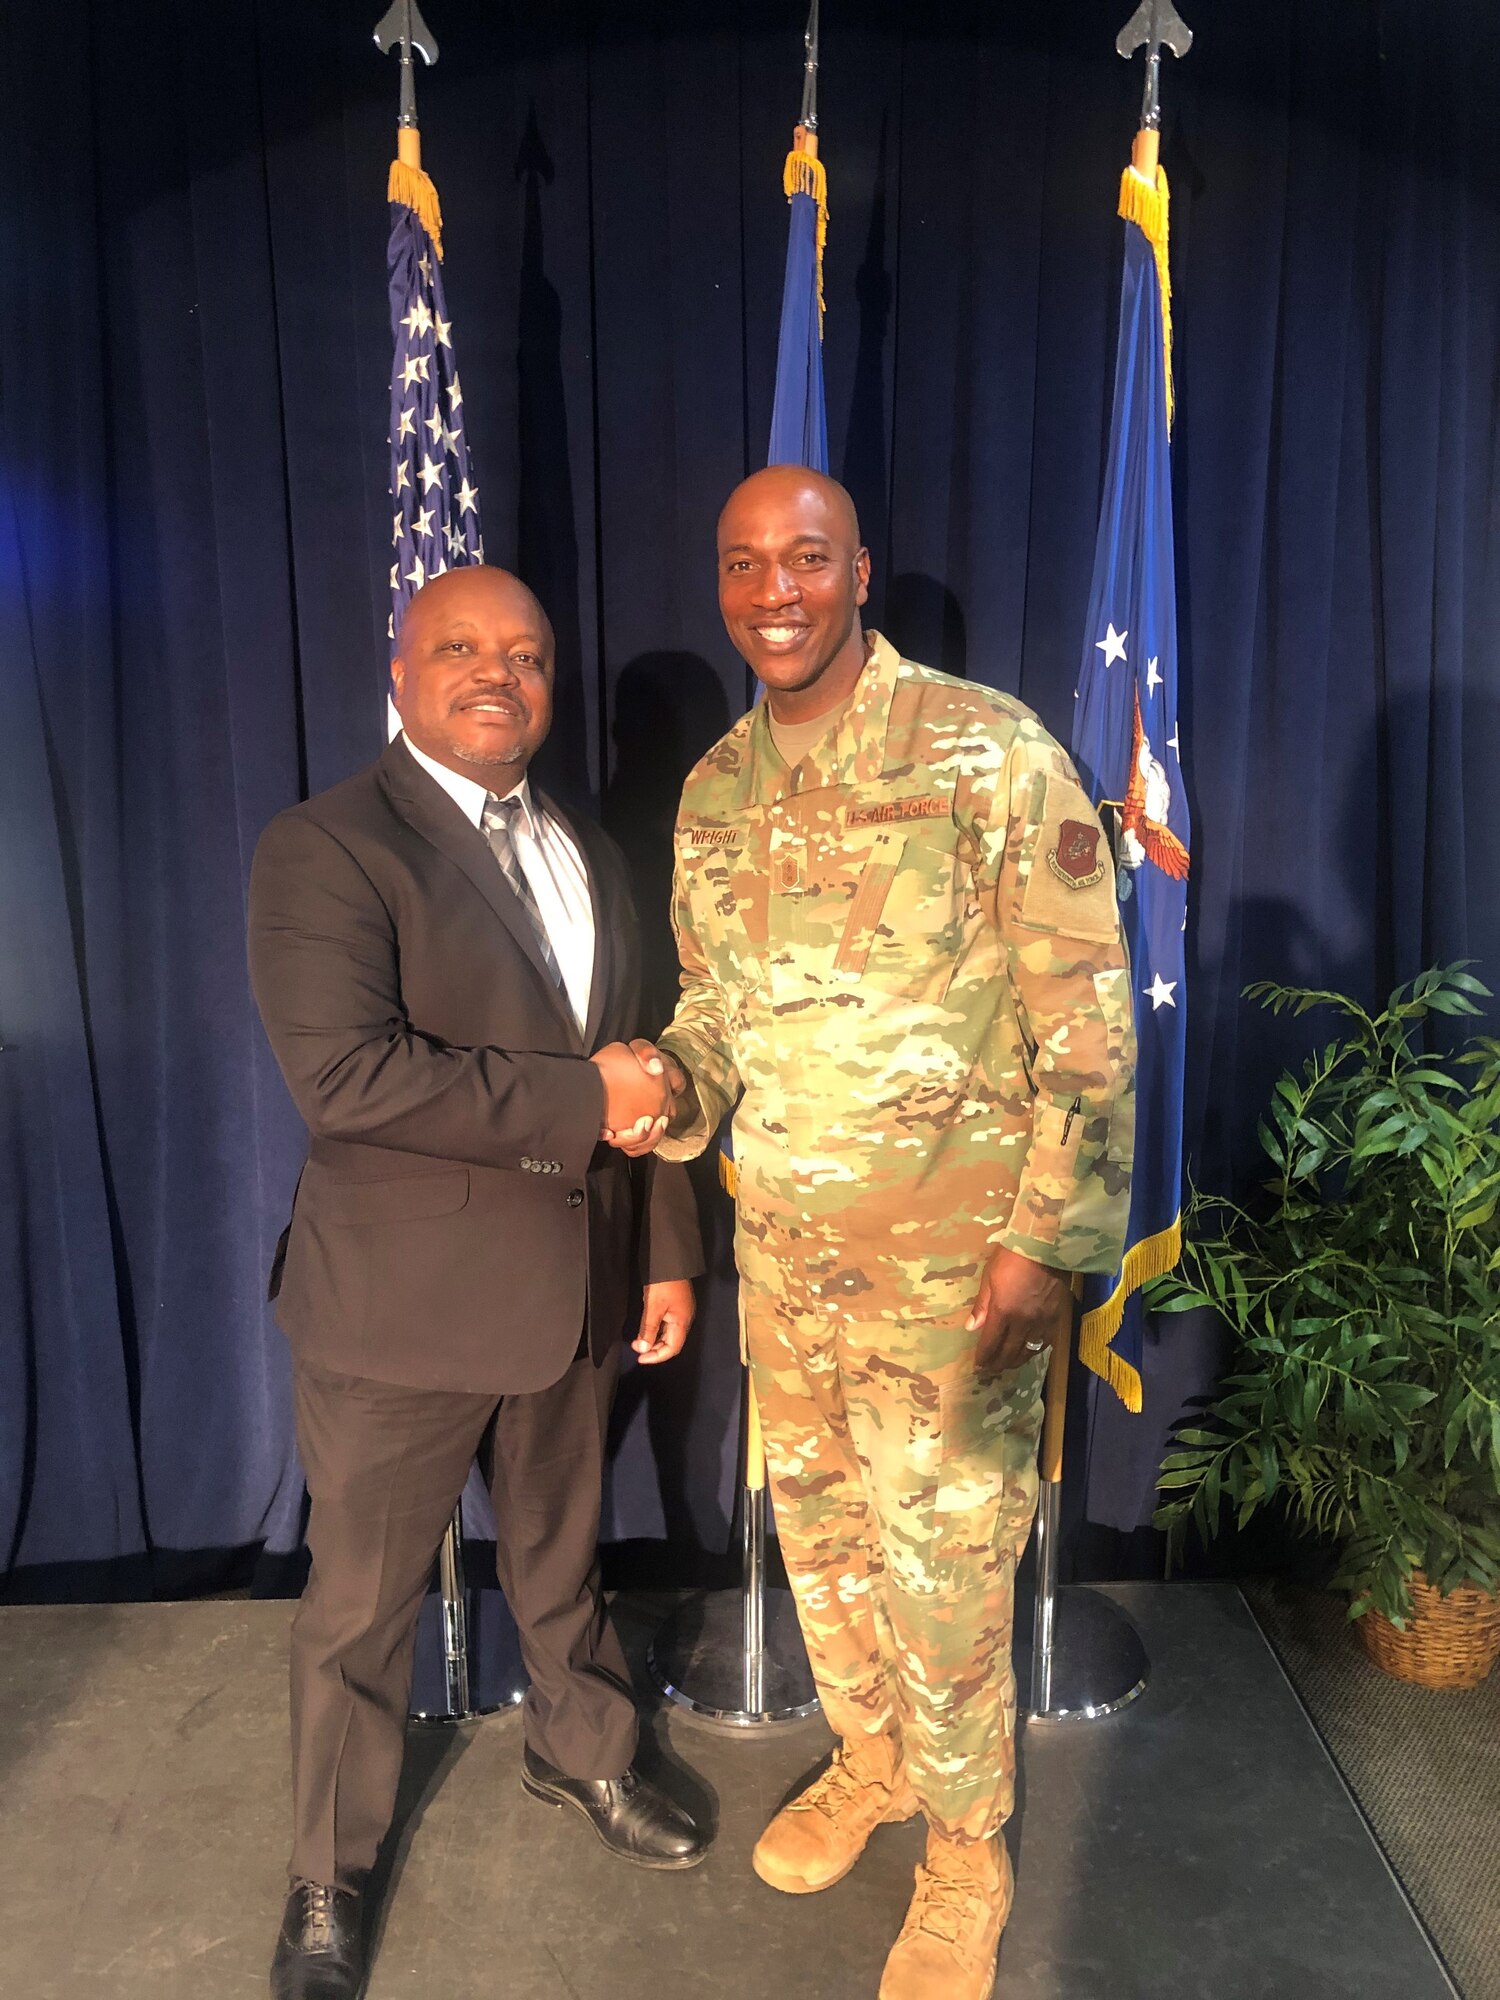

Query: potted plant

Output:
[1152, 966, 1500, 1689]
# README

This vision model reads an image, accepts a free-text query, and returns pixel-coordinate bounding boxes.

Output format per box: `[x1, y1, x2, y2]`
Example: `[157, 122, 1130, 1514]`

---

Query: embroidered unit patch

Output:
[1047, 820, 1106, 888]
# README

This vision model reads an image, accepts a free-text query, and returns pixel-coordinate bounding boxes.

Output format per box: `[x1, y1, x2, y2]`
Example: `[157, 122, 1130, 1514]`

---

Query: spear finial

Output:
[1116, 0, 1191, 176]
[374, 0, 439, 134]
[798, 0, 820, 135]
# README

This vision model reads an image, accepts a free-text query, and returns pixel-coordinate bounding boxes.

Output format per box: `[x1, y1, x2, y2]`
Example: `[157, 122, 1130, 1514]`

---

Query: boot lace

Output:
[904, 1862, 974, 1946]
[800, 1746, 887, 1822]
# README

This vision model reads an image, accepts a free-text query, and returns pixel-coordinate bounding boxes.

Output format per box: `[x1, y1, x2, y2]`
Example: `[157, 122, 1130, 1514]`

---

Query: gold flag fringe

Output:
[388, 157, 444, 260]
[1118, 164, 1173, 432]
[719, 1147, 738, 1198]
[783, 147, 829, 323]
[1078, 1213, 1182, 1414]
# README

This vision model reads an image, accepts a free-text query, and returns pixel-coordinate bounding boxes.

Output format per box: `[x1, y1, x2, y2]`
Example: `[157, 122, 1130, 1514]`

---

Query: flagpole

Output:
[1026, 1311, 1150, 1723]
[723, 50, 808, 1670]
[373, 0, 496, 1726]
[649, 4, 824, 1728]
[1030, 0, 1193, 1724]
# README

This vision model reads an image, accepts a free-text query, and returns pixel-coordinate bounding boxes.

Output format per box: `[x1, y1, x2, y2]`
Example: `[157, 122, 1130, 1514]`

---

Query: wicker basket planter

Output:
[1354, 1573, 1500, 1690]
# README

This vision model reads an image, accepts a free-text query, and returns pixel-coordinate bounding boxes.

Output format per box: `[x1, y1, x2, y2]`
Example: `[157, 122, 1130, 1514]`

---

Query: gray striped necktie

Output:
[480, 792, 566, 992]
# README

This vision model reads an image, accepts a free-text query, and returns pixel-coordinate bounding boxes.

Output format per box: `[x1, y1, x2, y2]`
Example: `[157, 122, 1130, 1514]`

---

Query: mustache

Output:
[451, 685, 526, 714]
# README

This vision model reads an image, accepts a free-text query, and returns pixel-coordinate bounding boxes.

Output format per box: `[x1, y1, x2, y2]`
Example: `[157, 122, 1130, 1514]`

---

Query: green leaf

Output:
[1167, 962, 1500, 1596]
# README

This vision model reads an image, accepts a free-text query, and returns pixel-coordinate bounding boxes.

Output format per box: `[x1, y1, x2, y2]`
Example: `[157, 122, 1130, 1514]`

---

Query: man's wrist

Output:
[655, 1045, 698, 1134]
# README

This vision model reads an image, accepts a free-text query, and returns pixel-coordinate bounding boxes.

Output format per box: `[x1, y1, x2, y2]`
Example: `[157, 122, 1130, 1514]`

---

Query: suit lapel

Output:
[543, 791, 615, 1054]
[379, 741, 583, 1049]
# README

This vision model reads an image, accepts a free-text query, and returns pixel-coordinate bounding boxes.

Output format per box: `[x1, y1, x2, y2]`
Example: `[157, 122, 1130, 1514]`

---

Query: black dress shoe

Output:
[269, 1880, 367, 2000]
[521, 1745, 709, 1870]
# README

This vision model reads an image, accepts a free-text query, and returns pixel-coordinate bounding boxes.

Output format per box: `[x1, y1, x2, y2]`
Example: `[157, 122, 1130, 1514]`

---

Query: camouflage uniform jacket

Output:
[657, 633, 1136, 1322]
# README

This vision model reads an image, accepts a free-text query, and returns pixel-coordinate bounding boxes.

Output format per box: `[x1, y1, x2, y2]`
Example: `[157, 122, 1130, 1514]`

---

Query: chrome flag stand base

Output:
[1026, 1479, 1149, 1723]
[649, 1375, 820, 1728]
[409, 1508, 508, 1722]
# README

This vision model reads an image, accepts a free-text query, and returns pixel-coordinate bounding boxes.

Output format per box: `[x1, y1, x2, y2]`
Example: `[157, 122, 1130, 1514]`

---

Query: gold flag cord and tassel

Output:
[783, 129, 829, 323]
[387, 128, 444, 258]
[1117, 157, 1172, 431]
[1077, 1214, 1181, 1414]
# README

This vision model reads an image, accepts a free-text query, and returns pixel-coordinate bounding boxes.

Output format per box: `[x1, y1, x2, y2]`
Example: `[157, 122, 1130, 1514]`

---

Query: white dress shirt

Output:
[401, 735, 596, 1036]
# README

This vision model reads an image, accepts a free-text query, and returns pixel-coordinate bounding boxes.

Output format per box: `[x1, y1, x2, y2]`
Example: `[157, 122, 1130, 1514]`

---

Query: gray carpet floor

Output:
[0, 1582, 1459, 2000]
[1243, 1578, 1499, 2000]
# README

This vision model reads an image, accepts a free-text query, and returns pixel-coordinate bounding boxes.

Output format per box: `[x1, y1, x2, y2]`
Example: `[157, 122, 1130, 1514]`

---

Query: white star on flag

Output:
[1145, 973, 1178, 1010]
[1167, 727, 1180, 757]
[1096, 623, 1128, 668]
[1146, 656, 1162, 692]
[386, 189, 484, 663]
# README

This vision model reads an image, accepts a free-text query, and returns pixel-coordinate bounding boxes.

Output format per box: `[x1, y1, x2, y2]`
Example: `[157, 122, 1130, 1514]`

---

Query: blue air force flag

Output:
[1070, 165, 1190, 1413]
[722, 136, 832, 1199]
[386, 160, 482, 673]
[767, 144, 829, 474]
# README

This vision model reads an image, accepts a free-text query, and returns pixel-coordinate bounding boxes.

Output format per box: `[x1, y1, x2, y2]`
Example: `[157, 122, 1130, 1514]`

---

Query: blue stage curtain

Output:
[4, 0, 1497, 1594]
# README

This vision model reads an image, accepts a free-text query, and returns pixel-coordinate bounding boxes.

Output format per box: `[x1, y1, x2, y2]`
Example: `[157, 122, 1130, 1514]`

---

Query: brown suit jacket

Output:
[247, 738, 702, 1394]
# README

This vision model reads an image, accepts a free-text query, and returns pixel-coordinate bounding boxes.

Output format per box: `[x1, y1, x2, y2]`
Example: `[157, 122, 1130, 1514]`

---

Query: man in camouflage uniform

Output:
[646, 468, 1135, 2000]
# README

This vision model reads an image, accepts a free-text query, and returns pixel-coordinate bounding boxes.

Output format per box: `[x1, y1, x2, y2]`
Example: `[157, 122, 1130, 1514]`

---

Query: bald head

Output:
[396, 563, 552, 657]
[716, 467, 871, 716]
[391, 563, 555, 787]
[717, 465, 862, 551]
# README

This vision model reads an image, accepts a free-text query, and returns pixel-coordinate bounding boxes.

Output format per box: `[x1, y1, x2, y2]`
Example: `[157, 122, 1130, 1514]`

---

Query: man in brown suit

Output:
[248, 566, 706, 2000]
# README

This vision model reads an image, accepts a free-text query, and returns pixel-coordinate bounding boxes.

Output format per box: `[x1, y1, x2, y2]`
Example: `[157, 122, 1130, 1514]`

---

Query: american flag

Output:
[386, 184, 482, 652]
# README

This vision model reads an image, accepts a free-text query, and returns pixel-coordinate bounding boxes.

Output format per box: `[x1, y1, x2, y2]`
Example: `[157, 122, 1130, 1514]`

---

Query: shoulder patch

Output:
[1047, 820, 1106, 888]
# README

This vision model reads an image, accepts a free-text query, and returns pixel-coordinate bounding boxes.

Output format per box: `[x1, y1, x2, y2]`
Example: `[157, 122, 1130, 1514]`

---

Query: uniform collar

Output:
[748, 629, 903, 800]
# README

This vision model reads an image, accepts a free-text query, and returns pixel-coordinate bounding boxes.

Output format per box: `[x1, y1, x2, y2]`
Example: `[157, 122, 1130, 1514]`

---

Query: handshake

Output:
[589, 1040, 690, 1156]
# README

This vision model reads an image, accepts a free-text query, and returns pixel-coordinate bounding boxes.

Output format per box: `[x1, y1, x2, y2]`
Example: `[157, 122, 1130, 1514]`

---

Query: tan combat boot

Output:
[877, 1828, 1014, 2000]
[752, 1733, 920, 1894]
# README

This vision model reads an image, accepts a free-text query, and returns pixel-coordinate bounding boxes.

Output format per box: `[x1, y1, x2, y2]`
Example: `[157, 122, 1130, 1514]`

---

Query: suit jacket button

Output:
[566, 1188, 583, 1209]
[521, 1157, 533, 1170]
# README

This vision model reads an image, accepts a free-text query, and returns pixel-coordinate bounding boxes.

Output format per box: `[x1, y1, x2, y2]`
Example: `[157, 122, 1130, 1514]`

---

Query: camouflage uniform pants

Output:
[744, 1288, 1048, 1842]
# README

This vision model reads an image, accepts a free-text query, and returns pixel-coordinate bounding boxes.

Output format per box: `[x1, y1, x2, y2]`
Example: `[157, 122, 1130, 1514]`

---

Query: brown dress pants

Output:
[288, 1338, 637, 1890]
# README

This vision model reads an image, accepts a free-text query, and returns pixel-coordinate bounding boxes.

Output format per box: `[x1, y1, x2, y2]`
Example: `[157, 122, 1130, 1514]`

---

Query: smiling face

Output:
[716, 468, 871, 716]
[391, 566, 554, 785]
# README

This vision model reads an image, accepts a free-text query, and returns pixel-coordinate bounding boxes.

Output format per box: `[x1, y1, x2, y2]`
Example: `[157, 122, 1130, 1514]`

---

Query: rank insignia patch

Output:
[1047, 819, 1106, 888]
